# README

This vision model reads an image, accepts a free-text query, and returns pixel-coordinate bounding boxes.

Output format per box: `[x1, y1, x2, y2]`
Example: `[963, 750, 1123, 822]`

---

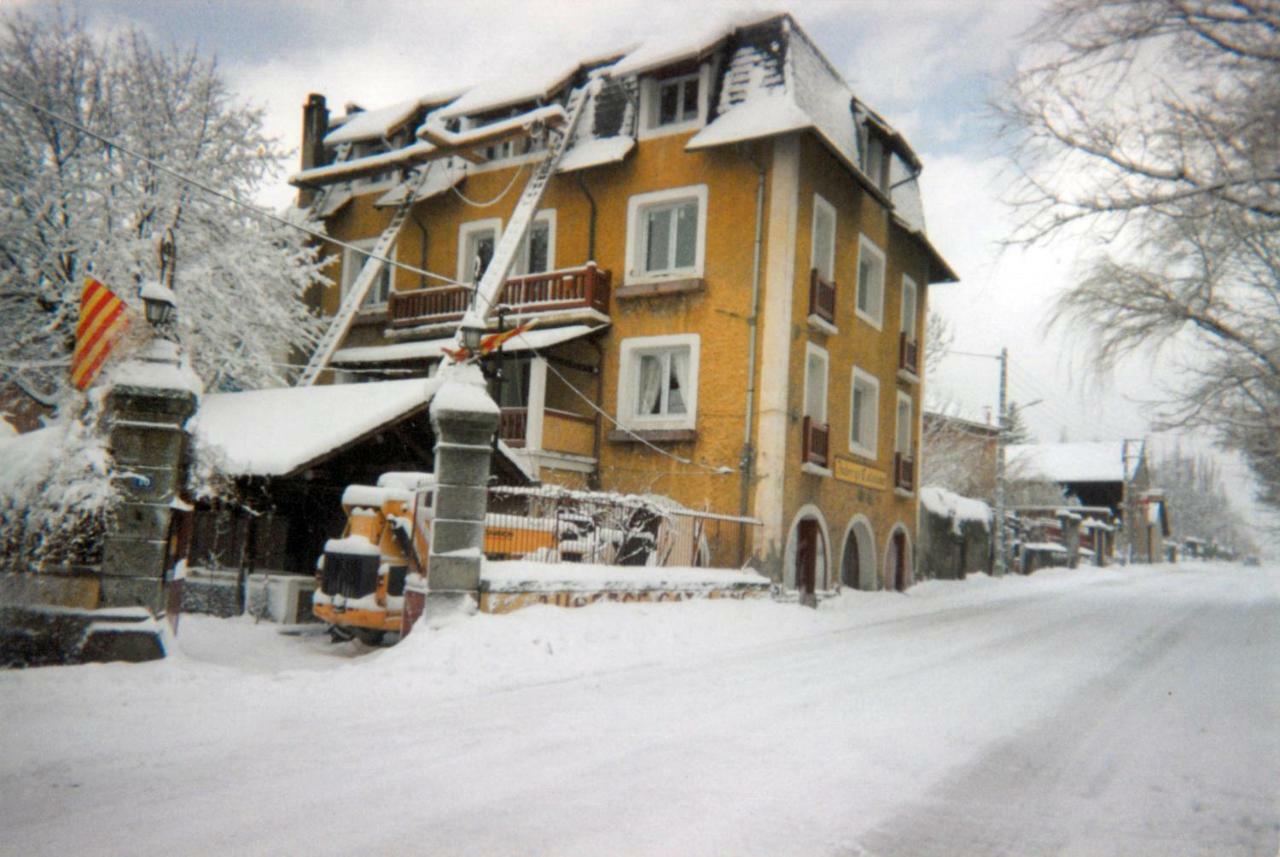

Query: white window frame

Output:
[342, 238, 394, 309]
[638, 65, 711, 140]
[855, 233, 886, 330]
[895, 390, 914, 456]
[849, 366, 879, 460]
[900, 274, 918, 337]
[617, 333, 700, 432]
[512, 209, 556, 276]
[625, 185, 708, 284]
[811, 194, 837, 283]
[803, 342, 829, 424]
[457, 217, 502, 284]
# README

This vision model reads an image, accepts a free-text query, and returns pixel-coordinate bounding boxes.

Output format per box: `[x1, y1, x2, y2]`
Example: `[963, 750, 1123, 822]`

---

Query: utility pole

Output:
[993, 347, 1009, 576]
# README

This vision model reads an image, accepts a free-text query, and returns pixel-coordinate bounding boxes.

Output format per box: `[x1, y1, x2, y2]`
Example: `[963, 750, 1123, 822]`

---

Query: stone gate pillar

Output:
[418, 366, 499, 624]
[100, 339, 199, 617]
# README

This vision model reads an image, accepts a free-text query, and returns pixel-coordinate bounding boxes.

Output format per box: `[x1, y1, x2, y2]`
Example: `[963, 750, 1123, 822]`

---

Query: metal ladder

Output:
[466, 82, 593, 331]
[296, 163, 433, 386]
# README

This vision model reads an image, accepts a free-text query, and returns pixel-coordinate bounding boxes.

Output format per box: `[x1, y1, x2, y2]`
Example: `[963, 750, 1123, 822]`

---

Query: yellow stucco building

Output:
[291, 13, 957, 594]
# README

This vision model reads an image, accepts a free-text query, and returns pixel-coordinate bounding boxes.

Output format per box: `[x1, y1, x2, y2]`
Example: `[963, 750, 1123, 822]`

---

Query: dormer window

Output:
[639, 65, 709, 139]
[657, 74, 699, 126]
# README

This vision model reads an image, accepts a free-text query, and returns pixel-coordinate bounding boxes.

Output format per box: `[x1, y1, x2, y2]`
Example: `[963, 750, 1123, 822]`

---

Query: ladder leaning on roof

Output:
[455, 81, 593, 343]
[296, 162, 435, 387]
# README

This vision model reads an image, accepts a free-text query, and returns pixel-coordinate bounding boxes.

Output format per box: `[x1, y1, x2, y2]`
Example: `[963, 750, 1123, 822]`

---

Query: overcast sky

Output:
[15, 0, 1267, 531]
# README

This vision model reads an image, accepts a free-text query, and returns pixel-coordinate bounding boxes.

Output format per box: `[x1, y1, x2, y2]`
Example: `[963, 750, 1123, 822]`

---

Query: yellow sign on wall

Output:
[834, 457, 888, 491]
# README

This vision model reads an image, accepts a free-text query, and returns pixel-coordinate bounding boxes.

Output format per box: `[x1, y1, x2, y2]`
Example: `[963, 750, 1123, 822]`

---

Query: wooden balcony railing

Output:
[894, 452, 916, 492]
[499, 407, 528, 446]
[899, 332, 920, 376]
[809, 268, 836, 326]
[802, 415, 830, 468]
[388, 263, 611, 329]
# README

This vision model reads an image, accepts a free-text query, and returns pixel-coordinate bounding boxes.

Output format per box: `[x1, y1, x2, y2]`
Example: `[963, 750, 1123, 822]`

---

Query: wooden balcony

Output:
[802, 416, 830, 469]
[808, 268, 836, 326]
[894, 452, 916, 492]
[388, 263, 611, 330]
[899, 332, 920, 376]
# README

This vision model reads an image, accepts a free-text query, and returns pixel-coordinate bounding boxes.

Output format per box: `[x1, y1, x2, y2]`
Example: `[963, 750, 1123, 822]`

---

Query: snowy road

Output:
[1, 562, 1277, 856]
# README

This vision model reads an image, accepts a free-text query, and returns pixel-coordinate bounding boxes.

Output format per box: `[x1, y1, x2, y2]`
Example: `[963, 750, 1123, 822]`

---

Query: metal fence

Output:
[484, 486, 760, 569]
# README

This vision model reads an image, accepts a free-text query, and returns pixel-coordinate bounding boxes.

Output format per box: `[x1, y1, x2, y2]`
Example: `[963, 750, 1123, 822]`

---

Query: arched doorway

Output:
[785, 506, 830, 597]
[884, 526, 912, 592]
[840, 516, 876, 591]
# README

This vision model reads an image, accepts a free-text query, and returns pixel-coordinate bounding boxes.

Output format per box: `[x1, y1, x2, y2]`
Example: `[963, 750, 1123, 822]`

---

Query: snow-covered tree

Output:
[0, 10, 325, 402]
[1151, 445, 1255, 554]
[1001, 0, 1280, 511]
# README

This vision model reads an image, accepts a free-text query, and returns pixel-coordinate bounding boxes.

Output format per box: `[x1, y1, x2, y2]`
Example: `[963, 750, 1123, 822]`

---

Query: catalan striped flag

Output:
[70, 278, 130, 391]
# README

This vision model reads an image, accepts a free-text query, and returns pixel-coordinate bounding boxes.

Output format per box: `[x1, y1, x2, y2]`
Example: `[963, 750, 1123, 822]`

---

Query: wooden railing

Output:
[802, 416, 830, 468]
[499, 407, 528, 446]
[899, 332, 920, 376]
[894, 452, 915, 492]
[388, 263, 611, 329]
[809, 268, 836, 325]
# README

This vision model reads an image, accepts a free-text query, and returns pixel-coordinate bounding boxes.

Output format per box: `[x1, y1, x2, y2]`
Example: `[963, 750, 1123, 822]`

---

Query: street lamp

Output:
[458, 315, 485, 354]
[139, 281, 177, 327]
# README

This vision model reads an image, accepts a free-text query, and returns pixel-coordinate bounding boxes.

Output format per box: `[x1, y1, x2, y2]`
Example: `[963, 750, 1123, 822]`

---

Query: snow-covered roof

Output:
[433, 62, 582, 120]
[1007, 441, 1142, 485]
[920, 485, 992, 534]
[298, 12, 952, 279]
[607, 10, 777, 77]
[325, 89, 465, 147]
[332, 324, 603, 366]
[196, 378, 440, 477]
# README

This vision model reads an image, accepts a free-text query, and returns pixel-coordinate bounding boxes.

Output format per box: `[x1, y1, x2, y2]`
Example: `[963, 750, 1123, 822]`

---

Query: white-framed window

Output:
[512, 210, 556, 276]
[458, 217, 502, 284]
[896, 390, 914, 455]
[342, 239, 394, 309]
[849, 366, 879, 460]
[804, 343, 828, 425]
[900, 274, 918, 337]
[617, 334, 700, 431]
[625, 185, 708, 283]
[855, 233, 885, 329]
[639, 66, 709, 138]
[811, 194, 837, 283]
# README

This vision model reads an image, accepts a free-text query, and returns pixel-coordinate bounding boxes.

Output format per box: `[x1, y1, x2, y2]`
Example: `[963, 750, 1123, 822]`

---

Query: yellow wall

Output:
[319, 125, 939, 589]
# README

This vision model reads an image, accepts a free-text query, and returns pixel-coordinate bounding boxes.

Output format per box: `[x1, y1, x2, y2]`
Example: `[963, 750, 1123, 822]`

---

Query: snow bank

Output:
[482, 560, 769, 593]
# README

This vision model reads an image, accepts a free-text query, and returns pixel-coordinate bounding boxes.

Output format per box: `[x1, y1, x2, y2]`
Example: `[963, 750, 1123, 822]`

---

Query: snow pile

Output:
[482, 561, 769, 593]
[429, 365, 499, 417]
[920, 485, 992, 534]
[0, 415, 117, 566]
[106, 339, 204, 396]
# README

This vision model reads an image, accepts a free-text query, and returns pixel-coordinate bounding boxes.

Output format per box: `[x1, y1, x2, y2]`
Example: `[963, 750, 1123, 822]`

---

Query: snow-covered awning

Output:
[332, 324, 605, 366]
[374, 164, 466, 208]
[557, 137, 635, 174]
[196, 378, 441, 477]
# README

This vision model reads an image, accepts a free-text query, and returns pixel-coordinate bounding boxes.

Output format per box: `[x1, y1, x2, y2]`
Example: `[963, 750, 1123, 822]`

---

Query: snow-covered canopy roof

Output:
[325, 89, 465, 147]
[197, 378, 440, 477]
[1007, 441, 1143, 485]
[332, 323, 604, 366]
[433, 61, 582, 121]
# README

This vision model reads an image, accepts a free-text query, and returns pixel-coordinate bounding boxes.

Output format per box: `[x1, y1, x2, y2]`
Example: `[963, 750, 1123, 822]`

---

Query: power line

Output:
[0, 81, 463, 288]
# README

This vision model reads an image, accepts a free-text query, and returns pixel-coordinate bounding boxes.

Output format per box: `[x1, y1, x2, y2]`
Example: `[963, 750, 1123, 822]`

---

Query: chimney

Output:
[299, 93, 329, 206]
